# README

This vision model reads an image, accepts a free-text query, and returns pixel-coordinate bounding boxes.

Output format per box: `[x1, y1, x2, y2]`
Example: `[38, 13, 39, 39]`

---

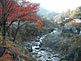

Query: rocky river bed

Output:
[22, 27, 81, 61]
[26, 28, 62, 61]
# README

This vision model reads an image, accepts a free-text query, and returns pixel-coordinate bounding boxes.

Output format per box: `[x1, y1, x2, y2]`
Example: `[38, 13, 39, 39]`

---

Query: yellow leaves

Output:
[0, 38, 14, 61]
[6, 40, 13, 48]
[66, 20, 81, 27]
[0, 36, 2, 44]
[0, 37, 14, 48]
[35, 20, 43, 29]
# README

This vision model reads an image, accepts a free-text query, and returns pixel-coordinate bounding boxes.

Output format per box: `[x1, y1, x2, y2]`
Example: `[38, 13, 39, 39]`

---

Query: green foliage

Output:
[61, 29, 73, 37]
[71, 35, 81, 42]
[13, 21, 39, 42]
[69, 6, 81, 19]
[14, 42, 37, 61]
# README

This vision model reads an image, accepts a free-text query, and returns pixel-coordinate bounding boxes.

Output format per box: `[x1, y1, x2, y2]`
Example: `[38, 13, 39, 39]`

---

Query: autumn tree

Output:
[0, 0, 43, 45]
[69, 6, 81, 19]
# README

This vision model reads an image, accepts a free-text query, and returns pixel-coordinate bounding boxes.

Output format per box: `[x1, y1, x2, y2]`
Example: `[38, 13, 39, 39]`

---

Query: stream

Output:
[26, 28, 62, 61]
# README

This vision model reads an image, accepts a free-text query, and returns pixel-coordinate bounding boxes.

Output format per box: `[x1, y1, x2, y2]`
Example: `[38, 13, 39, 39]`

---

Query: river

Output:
[30, 28, 62, 61]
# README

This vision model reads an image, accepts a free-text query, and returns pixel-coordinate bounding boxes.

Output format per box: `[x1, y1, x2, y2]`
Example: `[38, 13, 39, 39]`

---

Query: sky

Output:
[26, 0, 81, 13]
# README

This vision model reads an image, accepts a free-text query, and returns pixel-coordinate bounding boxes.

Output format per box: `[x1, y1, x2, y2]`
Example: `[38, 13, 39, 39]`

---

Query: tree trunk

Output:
[12, 20, 20, 42]
[2, 16, 6, 46]
[0, 0, 7, 46]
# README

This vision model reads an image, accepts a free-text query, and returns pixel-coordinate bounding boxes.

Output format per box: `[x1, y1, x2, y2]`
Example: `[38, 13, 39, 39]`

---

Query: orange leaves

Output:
[35, 20, 43, 29]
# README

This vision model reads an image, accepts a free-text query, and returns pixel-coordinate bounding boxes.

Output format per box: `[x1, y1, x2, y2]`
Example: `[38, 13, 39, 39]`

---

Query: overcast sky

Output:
[26, 0, 81, 13]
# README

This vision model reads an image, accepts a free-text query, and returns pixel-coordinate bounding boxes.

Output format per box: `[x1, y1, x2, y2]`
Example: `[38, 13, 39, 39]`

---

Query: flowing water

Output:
[31, 28, 62, 61]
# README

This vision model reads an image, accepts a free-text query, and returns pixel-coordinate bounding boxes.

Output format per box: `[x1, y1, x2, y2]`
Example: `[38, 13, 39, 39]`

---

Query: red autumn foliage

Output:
[0, 51, 14, 61]
[0, 0, 43, 29]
